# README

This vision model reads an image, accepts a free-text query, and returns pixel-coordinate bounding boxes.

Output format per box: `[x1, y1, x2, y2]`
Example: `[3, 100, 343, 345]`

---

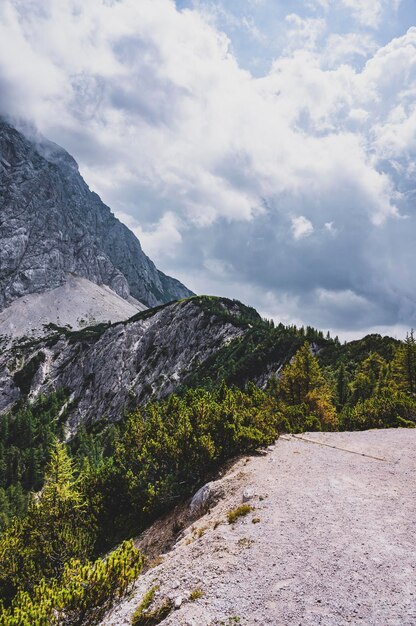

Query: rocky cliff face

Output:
[0, 297, 252, 433]
[0, 118, 193, 310]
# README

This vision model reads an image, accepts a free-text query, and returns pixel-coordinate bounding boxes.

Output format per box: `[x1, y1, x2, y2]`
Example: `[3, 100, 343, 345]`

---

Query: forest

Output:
[0, 324, 415, 624]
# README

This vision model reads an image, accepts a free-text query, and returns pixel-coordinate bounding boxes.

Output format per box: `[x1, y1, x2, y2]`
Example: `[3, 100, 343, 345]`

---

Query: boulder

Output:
[190, 481, 223, 516]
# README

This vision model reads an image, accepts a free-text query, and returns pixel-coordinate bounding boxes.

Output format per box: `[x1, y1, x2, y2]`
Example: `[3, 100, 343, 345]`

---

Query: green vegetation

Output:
[0, 441, 143, 625]
[189, 587, 204, 601]
[0, 540, 142, 626]
[88, 382, 280, 548]
[131, 585, 164, 625]
[0, 311, 415, 624]
[190, 295, 261, 327]
[131, 597, 173, 626]
[0, 392, 67, 531]
[276, 342, 338, 431]
[227, 504, 254, 524]
[0, 382, 279, 622]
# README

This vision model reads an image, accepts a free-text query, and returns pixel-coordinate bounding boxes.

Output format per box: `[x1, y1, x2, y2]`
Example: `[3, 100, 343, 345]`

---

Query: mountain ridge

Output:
[0, 296, 252, 433]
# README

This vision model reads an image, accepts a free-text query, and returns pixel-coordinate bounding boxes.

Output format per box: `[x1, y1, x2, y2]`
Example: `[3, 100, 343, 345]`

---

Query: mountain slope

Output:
[0, 275, 146, 340]
[0, 118, 193, 311]
[1, 292, 400, 434]
[0, 297, 259, 433]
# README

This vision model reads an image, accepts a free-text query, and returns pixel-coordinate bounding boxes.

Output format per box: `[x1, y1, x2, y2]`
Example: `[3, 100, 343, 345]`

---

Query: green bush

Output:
[0, 540, 142, 626]
[227, 504, 254, 524]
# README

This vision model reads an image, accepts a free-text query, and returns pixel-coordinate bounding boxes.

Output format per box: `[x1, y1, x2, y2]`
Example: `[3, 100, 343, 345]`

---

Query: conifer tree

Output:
[277, 342, 337, 429]
[30, 440, 96, 579]
[393, 330, 416, 395]
[336, 363, 349, 407]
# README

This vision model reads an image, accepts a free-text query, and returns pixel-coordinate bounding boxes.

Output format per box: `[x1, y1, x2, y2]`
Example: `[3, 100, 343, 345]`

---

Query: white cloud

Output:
[285, 13, 327, 51]
[117, 211, 184, 260]
[341, 0, 384, 28]
[324, 32, 378, 66]
[291, 216, 314, 240]
[0, 0, 415, 333]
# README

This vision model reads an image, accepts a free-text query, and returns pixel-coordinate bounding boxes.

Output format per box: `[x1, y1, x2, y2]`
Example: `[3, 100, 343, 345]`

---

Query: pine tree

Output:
[30, 440, 96, 579]
[393, 330, 416, 395]
[336, 363, 349, 407]
[278, 342, 337, 429]
[0, 441, 96, 599]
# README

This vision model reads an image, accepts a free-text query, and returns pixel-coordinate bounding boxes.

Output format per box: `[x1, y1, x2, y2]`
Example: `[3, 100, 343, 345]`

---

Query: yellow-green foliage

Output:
[131, 595, 172, 626]
[277, 342, 338, 431]
[0, 540, 143, 626]
[189, 588, 204, 601]
[227, 504, 254, 524]
[0, 441, 95, 601]
[131, 585, 159, 624]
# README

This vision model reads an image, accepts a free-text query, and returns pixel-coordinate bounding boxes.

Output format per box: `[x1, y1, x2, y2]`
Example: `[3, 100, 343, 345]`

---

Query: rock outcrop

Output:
[0, 297, 250, 433]
[0, 117, 193, 311]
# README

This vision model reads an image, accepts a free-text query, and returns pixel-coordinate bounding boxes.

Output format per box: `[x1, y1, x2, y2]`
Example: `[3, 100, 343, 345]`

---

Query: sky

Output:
[0, 0, 416, 339]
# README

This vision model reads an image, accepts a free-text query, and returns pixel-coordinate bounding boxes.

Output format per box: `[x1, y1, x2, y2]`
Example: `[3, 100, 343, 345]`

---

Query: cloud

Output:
[291, 216, 314, 240]
[285, 13, 327, 51]
[341, 0, 384, 28]
[118, 211, 184, 259]
[0, 0, 415, 337]
[323, 32, 378, 67]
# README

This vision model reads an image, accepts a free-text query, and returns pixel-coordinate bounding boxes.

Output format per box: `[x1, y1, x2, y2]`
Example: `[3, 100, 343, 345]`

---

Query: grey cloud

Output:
[1, 0, 416, 338]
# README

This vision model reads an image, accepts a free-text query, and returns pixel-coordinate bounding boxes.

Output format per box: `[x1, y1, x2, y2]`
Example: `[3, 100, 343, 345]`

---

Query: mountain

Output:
[0, 275, 147, 340]
[1, 288, 400, 435]
[0, 118, 193, 323]
[0, 297, 262, 433]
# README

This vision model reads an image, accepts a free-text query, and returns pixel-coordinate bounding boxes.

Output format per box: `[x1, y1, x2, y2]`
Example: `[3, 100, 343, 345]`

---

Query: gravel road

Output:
[101, 429, 416, 626]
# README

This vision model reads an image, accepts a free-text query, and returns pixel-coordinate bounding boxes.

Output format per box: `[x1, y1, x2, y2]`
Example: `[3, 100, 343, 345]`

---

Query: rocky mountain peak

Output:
[0, 117, 193, 312]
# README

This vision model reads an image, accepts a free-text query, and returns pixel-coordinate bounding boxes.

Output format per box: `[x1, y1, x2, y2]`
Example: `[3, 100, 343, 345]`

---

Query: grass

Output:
[131, 585, 173, 625]
[227, 504, 254, 524]
[195, 525, 208, 538]
[189, 587, 205, 601]
[131, 598, 173, 626]
[131, 585, 159, 622]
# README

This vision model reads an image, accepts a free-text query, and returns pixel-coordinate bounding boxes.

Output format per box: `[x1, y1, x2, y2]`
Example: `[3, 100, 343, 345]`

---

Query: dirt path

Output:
[101, 429, 416, 626]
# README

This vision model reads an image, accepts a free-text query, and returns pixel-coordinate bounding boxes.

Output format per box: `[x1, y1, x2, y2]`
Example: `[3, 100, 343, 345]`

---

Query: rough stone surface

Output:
[242, 486, 256, 503]
[0, 275, 146, 339]
[99, 429, 416, 626]
[190, 481, 224, 516]
[0, 117, 193, 311]
[0, 298, 245, 432]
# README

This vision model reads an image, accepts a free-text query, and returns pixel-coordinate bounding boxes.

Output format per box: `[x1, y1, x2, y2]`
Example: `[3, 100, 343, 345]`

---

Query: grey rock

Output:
[190, 481, 224, 516]
[0, 298, 245, 432]
[0, 117, 193, 311]
[0, 275, 146, 340]
[174, 596, 183, 609]
[242, 487, 256, 503]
